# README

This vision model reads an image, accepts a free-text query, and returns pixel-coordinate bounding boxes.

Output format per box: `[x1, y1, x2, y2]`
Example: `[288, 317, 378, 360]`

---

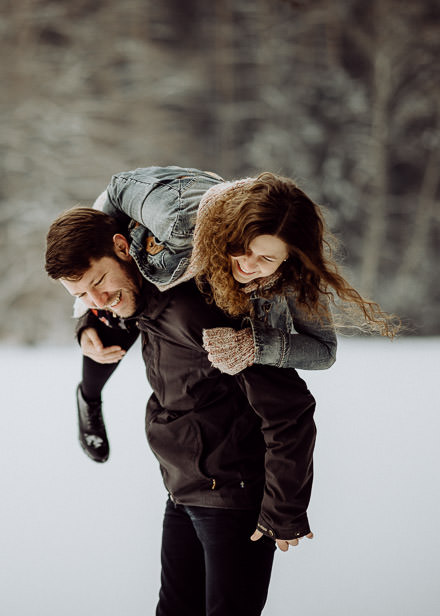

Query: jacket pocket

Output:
[129, 224, 191, 286]
[146, 411, 212, 497]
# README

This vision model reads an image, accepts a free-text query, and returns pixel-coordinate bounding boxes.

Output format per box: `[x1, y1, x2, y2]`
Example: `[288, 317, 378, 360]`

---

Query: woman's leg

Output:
[77, 319, 139, 462]
[80, 320, 139, 402]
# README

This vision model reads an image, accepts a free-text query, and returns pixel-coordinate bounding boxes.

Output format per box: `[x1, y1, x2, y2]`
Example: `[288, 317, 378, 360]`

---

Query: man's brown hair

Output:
[45, 207, 123, 280]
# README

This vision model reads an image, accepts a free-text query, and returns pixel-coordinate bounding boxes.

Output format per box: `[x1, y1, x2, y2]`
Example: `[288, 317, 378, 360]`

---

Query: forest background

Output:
[1, 0, 439, 343]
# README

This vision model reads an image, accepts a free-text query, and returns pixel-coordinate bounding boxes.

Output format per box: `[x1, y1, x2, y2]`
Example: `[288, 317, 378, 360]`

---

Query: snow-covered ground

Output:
[1, 337, 439, 616]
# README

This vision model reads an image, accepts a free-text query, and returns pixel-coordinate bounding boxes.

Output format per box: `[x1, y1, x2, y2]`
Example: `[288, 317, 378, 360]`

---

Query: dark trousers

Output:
[80, 321, 139, 401]
[156, 498, 276, 616]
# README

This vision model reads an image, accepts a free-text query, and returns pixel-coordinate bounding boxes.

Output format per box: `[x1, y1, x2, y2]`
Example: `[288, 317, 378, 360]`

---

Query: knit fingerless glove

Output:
[202, 327, 256, 375]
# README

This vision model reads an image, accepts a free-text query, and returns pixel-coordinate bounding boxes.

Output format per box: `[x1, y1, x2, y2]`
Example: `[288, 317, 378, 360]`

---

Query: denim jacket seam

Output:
[248, 319, 263, 364]
[118, 174, 181, 194]
[169, 188, 189, 240]
[253, 328, 264, 364]
[179, 175, 198, 194]
[278, 329, 288, 368]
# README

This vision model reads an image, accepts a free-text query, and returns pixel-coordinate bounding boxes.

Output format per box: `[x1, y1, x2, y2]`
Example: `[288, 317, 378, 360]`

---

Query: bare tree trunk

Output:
[212, 0, 236, 175]
[360, 3, 392, 297]
[392, 112, 439, 301]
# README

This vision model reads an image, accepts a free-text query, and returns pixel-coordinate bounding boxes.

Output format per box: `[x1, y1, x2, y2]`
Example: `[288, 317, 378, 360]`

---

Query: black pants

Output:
[156, 498, 276, 616]
[80, 320, 139, 401]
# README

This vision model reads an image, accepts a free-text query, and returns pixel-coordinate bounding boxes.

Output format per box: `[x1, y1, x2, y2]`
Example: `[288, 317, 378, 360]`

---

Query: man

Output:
[45, 207, 316, 616]
[72, 166, 224, 463]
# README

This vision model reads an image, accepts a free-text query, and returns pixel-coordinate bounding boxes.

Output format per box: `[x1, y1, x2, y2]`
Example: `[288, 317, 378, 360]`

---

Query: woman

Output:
[189, 172, 398, 373]
[75, 166, 398, 462]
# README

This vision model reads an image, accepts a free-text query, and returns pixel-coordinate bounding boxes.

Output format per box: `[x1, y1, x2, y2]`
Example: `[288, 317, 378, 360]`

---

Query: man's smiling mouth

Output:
[105, 290, 122, 309]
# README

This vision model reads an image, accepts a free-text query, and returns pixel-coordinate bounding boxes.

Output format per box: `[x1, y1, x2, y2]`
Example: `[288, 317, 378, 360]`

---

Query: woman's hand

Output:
[202, 327, 256, 375]
[250, 529, 314, 552]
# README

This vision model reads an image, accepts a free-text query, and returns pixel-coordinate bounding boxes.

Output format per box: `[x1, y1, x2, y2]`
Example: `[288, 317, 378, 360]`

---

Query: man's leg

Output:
[156, 499, 206, 616]
[186, 505, 276, 616]
[77, 321, 139, 462]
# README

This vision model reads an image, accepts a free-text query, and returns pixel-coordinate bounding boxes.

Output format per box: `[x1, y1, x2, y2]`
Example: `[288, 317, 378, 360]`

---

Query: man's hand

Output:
[80, 328, 126, 364]
[250, 529, 314, 552]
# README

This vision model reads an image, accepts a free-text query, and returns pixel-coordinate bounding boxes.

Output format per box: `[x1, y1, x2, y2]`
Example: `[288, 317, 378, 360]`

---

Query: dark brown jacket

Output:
[80, 280, 316, 540]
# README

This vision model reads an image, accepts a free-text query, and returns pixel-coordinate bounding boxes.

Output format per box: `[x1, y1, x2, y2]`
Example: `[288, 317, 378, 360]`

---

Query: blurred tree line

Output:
[0, 0, 438, 343]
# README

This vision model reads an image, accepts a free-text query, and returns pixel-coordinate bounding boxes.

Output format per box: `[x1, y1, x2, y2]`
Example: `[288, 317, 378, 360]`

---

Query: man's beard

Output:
[113, 257, 143, 318]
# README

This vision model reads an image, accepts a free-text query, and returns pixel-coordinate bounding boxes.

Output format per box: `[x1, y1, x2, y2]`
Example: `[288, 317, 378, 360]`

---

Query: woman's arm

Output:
[248, 294, 337, 371]
[203, 294, 337, 374]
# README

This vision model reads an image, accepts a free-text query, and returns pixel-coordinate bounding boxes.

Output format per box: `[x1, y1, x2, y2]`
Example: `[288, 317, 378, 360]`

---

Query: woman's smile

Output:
[230, 235, 288, 284]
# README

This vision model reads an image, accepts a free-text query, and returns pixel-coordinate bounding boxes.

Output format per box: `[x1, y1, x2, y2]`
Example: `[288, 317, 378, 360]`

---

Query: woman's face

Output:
[230, 234, 289, 284]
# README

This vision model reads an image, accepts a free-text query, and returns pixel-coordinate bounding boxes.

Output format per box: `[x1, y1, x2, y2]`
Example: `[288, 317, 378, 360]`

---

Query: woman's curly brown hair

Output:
[194, 172, 400, 338]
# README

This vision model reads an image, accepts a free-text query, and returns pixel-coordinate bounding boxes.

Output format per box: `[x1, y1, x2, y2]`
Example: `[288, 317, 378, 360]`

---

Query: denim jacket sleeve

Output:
[100, 166, 222, 250]
[246, 293, 337, 371]
[98, 167, 223, 287]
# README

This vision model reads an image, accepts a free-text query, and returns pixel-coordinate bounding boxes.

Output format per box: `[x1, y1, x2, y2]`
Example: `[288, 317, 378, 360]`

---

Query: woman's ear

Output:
[112, 233, 131, 260]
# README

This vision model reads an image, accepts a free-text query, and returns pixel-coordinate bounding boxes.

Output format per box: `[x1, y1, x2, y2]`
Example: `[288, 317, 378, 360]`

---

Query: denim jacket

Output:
[96, 165, 337, 371]
[247, 292, 336, 370]
[99, 166, 223, 287]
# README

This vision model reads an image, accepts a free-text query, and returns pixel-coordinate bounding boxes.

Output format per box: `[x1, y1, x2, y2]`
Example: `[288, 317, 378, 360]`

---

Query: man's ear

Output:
[113, 234, 131, 260]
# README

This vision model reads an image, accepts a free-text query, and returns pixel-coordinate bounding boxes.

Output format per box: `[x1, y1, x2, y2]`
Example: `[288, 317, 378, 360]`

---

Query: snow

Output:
[1, 337, 439, 615]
